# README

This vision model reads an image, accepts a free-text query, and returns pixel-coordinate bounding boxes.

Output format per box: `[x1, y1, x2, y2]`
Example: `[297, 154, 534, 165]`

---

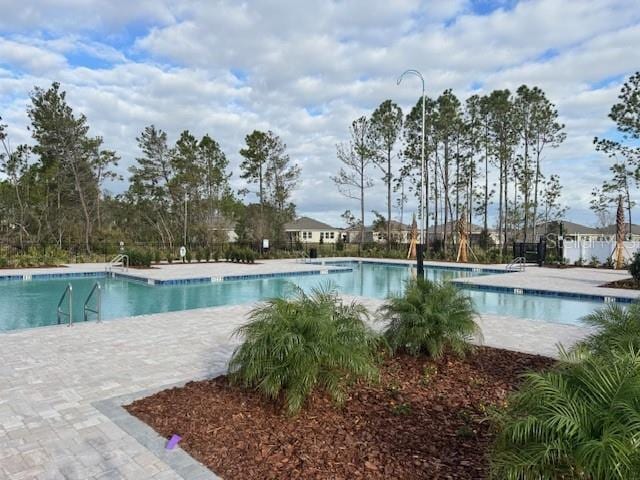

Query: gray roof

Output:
[346, 220, 411, 232]
[598, 223, 640, 235]
[537, 220, 599, 235]
[284, 216, 338, 231]
[429, 221, 492, 234]
[344, 223, 374, 233]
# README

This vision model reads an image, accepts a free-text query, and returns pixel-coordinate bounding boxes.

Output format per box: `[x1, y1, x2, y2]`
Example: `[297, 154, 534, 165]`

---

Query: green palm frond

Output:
[575, 301, 640, 357]
[228, 284, 380, 415]
[491, 350, 640, 480]
[377, 278, 480, 358]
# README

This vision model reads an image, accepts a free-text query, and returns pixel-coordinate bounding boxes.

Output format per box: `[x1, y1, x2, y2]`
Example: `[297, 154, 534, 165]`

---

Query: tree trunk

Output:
[386, 148, 391, 250]
[532, 148, 542, 240]
[360, 160, 365, 249]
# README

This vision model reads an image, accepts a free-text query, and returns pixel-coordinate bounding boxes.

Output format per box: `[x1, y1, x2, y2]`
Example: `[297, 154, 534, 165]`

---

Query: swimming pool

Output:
[0, 262, 609, 331]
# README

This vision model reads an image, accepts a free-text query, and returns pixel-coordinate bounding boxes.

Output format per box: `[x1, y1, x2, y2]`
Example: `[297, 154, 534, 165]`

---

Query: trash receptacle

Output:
[309, 248, 318, 259]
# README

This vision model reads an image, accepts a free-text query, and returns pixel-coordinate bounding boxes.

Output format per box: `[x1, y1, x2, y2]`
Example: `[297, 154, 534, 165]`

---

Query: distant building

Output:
[284, 216, 342, 244]
[372, 220, 413, 243]
[343, 223, 374, 243]
[535, 220, 600, 241]
[207, 216, 238, 243]
[597, 223, 640, 241]
[428, 221, 499, 245]
[536, 220, 640, 241]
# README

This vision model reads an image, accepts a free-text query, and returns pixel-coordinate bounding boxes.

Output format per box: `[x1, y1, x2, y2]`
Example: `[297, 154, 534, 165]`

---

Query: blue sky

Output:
[1, 0, 639, 228]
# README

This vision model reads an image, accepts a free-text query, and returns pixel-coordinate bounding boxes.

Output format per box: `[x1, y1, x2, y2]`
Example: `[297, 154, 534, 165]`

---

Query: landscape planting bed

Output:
[126, 347, 553, 479]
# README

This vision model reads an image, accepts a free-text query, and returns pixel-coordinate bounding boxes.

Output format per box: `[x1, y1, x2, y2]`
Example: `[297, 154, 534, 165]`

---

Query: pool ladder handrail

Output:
[83, 282, 102, 323]
[298, 250, 309, 264]
[108, 253, 129, 272]
[506, 257, 526, 272]
[57, 284, 73, 326]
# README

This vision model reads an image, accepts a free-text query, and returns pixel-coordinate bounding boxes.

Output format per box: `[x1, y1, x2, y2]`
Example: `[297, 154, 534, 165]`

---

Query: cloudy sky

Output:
[0, 0, 639, 228]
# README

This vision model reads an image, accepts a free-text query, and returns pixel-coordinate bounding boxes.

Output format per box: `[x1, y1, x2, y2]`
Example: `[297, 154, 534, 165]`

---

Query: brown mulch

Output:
[126, 347, 553, 480]
[601, 278, 639, 290]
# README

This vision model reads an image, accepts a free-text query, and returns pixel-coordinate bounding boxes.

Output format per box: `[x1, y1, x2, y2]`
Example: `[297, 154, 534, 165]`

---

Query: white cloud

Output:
[0, 0, 639, 227]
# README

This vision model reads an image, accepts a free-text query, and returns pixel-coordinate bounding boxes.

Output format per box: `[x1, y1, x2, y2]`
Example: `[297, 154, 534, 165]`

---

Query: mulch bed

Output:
[601, 278, 640, 290]
[126, 347, 553, 479]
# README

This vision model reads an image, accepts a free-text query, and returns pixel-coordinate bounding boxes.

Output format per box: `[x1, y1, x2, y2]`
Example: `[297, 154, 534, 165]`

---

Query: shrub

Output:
[245, 249, 256, 264]
[154, 250, 161, 264]
[574, 301, 640, 357]
[213, 249, 220, 262]
[195, 249, 202, 263]
[378, 278, 480, 358]
[491, 350, 640, 480]
[228, 287, 380, 415]
[0, 256, 7, 268]
[629, 252, 640, 283]
[204, 247, 211, 263]
[125, 248, 152, 268]
[185, 250, 192, 263]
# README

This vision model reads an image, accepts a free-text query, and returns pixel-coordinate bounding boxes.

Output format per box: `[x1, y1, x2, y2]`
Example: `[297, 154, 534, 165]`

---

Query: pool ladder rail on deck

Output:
[107, 253, 129, 272]
[298, 250, 309, 264]
[506, 257, 526, 272]
[56, 281, 102, 327]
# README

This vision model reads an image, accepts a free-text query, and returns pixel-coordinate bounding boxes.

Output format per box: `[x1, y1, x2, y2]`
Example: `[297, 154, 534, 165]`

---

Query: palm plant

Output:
[378, 278, 480, 357]
[228, 286, 380, 415]
[491, 350, 640, 479]
[575, 301, 640, 357]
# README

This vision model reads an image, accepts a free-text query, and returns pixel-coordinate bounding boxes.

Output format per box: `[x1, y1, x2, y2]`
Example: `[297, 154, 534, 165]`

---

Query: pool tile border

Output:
[453, 281, 636, 304]
[313, 259, 508, 274]
[0, 266, 353, 286]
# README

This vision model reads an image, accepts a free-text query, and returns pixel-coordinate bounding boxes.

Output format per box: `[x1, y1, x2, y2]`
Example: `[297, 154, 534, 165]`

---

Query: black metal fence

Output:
[0, 240, 408, 261]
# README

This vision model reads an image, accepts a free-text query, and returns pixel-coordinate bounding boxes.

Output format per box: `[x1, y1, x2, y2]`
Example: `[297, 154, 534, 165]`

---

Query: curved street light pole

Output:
[397, 69, 427, 276]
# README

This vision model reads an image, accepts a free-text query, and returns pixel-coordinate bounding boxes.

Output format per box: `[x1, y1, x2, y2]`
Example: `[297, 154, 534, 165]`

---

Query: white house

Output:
[284, 217, 342, 244]
[372, 220, 413, 243]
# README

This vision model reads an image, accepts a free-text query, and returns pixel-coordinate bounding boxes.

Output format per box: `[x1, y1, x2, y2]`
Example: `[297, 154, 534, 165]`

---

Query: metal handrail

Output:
[83, 282, 102, 323]
[506, 257, 526, 272]
[108, 254, 129, 272]
[57, 284, 73, 326]
[298, 250, 309, 264]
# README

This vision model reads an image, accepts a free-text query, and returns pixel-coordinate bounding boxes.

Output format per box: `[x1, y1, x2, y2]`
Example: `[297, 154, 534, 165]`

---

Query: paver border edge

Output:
[92, 372, 227, 480]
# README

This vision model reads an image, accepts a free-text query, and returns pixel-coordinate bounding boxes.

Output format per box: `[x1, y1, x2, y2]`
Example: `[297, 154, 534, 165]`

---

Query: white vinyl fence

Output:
[563, 239, 640, 264]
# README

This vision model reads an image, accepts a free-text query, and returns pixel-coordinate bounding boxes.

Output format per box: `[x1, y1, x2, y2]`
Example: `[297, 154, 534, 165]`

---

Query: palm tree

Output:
[228, 286, 380, 415]
[378, 278, 480, 357]
[575, 301, 640, 357]
[491, 350, 640, 480]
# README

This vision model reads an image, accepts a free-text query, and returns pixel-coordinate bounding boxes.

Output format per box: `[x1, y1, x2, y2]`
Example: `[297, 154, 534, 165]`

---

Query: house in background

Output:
[284, 216, 342, 244]
[534, 220, 640, 241]
[534, 220, 600, 241]
[208, 216, 238, 243]
[372, 220, 413, 243]
[428, 221, 499, 245]
[598, 223, 640, 241]
[343, 223, 374, 243]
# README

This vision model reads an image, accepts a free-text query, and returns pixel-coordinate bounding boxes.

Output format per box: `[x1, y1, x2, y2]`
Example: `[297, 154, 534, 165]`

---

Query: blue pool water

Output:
[0, 263, 606, 331]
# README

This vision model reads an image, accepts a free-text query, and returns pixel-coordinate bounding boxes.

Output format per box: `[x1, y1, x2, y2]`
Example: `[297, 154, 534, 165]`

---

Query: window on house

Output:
[330, 232, 335, 239]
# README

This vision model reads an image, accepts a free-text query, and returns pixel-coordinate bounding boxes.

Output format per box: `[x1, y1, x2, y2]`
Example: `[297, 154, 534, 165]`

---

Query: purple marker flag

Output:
[166, 434, 182, 450]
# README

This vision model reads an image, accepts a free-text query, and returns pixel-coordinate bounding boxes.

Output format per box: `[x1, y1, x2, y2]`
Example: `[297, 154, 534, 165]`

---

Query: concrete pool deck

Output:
[0, 259, 637, 479]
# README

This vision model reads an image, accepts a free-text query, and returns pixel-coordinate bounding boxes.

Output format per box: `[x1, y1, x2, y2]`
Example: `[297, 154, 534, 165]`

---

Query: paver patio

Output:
[0, 260, 635, 479]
